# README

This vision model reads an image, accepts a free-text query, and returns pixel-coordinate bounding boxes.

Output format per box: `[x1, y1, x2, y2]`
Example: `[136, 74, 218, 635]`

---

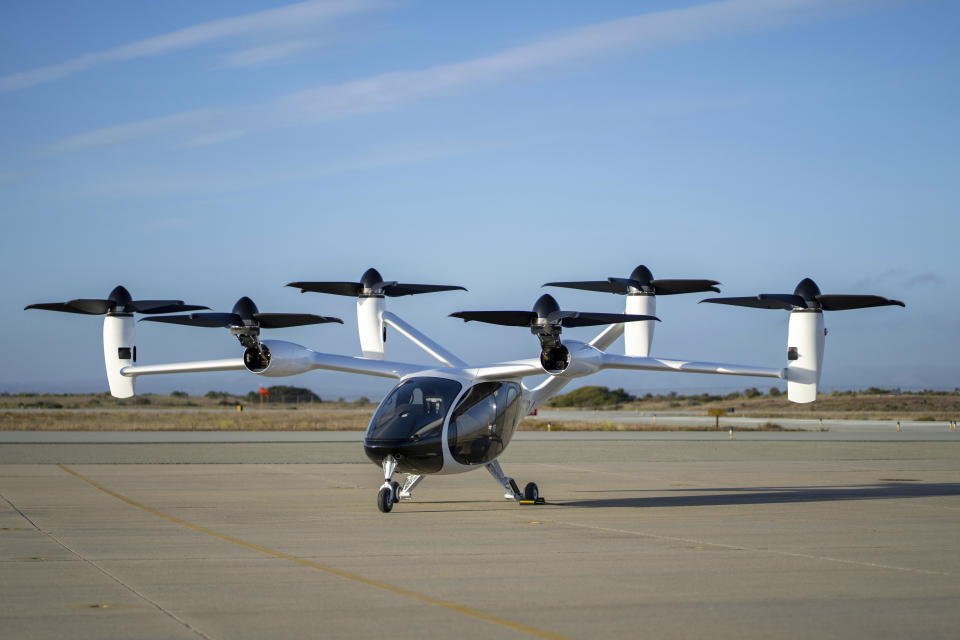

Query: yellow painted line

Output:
[58, 465, 571, 640]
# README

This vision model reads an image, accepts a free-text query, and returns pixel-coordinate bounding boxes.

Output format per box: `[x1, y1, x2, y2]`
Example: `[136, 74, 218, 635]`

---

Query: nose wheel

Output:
[377, 482, 400, 513]
[377, 455, 401, 513]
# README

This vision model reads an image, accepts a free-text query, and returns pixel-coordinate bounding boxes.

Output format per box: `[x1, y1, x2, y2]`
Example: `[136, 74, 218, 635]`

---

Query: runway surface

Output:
[2, 434, 959, 639]
[535, 409, 958, 431]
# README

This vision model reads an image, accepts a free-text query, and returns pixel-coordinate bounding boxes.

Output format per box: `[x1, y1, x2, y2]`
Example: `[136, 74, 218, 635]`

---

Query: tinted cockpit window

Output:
[448, 381, 522, 465]
[367, 378, 462, 441]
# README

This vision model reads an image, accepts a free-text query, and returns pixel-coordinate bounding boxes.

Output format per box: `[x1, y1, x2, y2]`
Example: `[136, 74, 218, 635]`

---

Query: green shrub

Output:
[550, 386, 636, 407]
[245, 385, 321, 403]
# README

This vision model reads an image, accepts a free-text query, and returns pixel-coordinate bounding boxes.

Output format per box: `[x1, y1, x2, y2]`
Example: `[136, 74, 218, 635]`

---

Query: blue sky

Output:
[1, 0, 957, 398]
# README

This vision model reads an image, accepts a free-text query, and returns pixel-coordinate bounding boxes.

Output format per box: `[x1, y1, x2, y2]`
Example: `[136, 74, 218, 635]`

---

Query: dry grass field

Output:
[1, 390, 957, 431]
[615, 392, 960, 420]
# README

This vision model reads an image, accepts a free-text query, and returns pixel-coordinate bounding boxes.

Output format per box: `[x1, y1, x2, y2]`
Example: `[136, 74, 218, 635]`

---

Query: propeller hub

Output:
[533, 294, 561, 320]
[231, 297, 260, 324]
[107, 285, 132, 313]
[629, 265, 653, 287]
[360, 268, 383, 288]
[793, 278, 822, 309]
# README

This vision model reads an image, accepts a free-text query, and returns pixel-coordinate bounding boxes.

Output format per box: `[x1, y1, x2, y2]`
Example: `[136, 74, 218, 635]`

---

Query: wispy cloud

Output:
[0, 171, 27, 188]
[178, 129, 251, 148]
[279, 0, 853, 123]
[41, 0, 868, 153]
[853, 269, 942, 291]
[218, 40, 322, 69]
[66, 137, 512, 200]
[0, 0, 382, 92]
[903, 272, 943, 288]
[39, 108, 230, 154]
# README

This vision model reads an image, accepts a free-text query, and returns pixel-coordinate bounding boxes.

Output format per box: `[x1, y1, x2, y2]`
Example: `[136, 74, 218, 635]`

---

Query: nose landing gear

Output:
[377, 457, 424, 513]
[377, 455, 400, 513]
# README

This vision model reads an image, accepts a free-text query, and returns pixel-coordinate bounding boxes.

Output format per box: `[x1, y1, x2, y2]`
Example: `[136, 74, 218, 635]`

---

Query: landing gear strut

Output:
[377, 455, 399, 513]
[377, 457, 424, 513]
[485, 460, 542, 503]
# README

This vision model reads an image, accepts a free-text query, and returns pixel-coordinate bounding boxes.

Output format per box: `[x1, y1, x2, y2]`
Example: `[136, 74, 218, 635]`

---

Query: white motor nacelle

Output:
[243, 340, 317, 377]
[357, 296, 386, 359]
[624, 294, 656, 357]
[785, 310, 825, 403]
[103, 314, 136, 398]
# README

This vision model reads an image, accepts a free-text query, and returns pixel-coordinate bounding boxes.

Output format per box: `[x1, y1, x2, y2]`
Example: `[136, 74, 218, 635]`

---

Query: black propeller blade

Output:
[449, 310, 538, 327]
[815, 294, 906, 311]
[288, 268, 466, 298]
[699, 296, 798, 310]
[25, 285, 208, 315]
[141, 297, 343, 329]
[701, 278, 905, 311]
[544, 265, 719, 296]
[287, 281, 364, 297]
[142, 313, 244, 328]
[255, 313, 340, 329]
[450, 294, 660, 328]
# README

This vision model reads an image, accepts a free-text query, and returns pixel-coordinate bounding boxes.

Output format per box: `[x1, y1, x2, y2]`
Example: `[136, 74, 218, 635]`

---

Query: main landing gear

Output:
[376, 456, 542, 513]
[485, 460, 542, 504]
[377, 455, 424, 513]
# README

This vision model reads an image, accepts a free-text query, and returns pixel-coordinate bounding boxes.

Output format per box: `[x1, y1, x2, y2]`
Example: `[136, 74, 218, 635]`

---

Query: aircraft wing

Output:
[599, 353, 785, 379]
[473, 359, 545, 381]
[120, 344, 430, 381]
[121, 359, 246, 377]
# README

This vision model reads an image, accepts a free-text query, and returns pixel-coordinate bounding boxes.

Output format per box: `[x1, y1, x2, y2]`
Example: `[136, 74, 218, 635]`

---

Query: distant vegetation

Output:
[549, 386, 636, 407]
[0, 388, 381, 410]
[2, 386, 958, 422]
[243, 385, 321, 404]
[545, 385, 960, 417]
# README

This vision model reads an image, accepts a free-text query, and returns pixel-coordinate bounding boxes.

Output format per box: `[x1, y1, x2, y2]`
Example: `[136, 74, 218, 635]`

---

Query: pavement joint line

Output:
[543, 519, 957, 578]
[57, 464, 574, 640]
[1, 491, 213, 640]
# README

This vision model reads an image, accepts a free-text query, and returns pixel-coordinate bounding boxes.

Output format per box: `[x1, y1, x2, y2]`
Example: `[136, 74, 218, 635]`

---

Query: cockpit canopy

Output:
[364, 376, 524, 472]
[447, 381, 523, 465]
[366, 377, 462, 442]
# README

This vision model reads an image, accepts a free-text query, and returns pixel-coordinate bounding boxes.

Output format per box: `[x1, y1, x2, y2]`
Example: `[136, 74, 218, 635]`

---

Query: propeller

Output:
[451, 294, 659, 372]
[142, 297, 341, 369]
[700, 278, 905, 311]
[544, 265, 720, 296]
[141, 296, 343, 331]
[450, 294, 660, 328]
[287, 268, 466, 297]
[25, 285, 208, 315]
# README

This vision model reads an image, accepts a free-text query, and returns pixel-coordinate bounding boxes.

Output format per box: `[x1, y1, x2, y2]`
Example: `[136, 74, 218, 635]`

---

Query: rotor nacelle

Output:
[451, 293, 659, 374]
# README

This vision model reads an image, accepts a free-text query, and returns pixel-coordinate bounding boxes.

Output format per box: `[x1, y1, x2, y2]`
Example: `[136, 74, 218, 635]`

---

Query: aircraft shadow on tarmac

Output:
[557, 482, 960, 509]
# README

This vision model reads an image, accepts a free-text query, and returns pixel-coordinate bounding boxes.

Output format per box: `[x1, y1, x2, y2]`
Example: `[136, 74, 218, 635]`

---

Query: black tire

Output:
[377, 486, 394, 513]
[523, 482, 539, 500]
[391, 481, 401, 503]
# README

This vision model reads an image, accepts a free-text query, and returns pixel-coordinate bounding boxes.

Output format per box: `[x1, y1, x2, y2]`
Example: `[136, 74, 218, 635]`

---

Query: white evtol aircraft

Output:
[27, 266, 904, 512]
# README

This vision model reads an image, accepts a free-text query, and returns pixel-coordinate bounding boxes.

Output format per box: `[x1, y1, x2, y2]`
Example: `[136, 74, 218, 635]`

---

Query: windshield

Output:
[366, 377, 462, 441]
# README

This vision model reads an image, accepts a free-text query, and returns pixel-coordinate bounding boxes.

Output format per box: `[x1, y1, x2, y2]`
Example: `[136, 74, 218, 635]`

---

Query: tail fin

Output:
[103, 315, 136, 397]
[785, 310, 824, 403]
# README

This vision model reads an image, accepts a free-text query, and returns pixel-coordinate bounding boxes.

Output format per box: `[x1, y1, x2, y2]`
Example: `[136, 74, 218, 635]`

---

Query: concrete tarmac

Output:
[2, 436, 959, 639]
